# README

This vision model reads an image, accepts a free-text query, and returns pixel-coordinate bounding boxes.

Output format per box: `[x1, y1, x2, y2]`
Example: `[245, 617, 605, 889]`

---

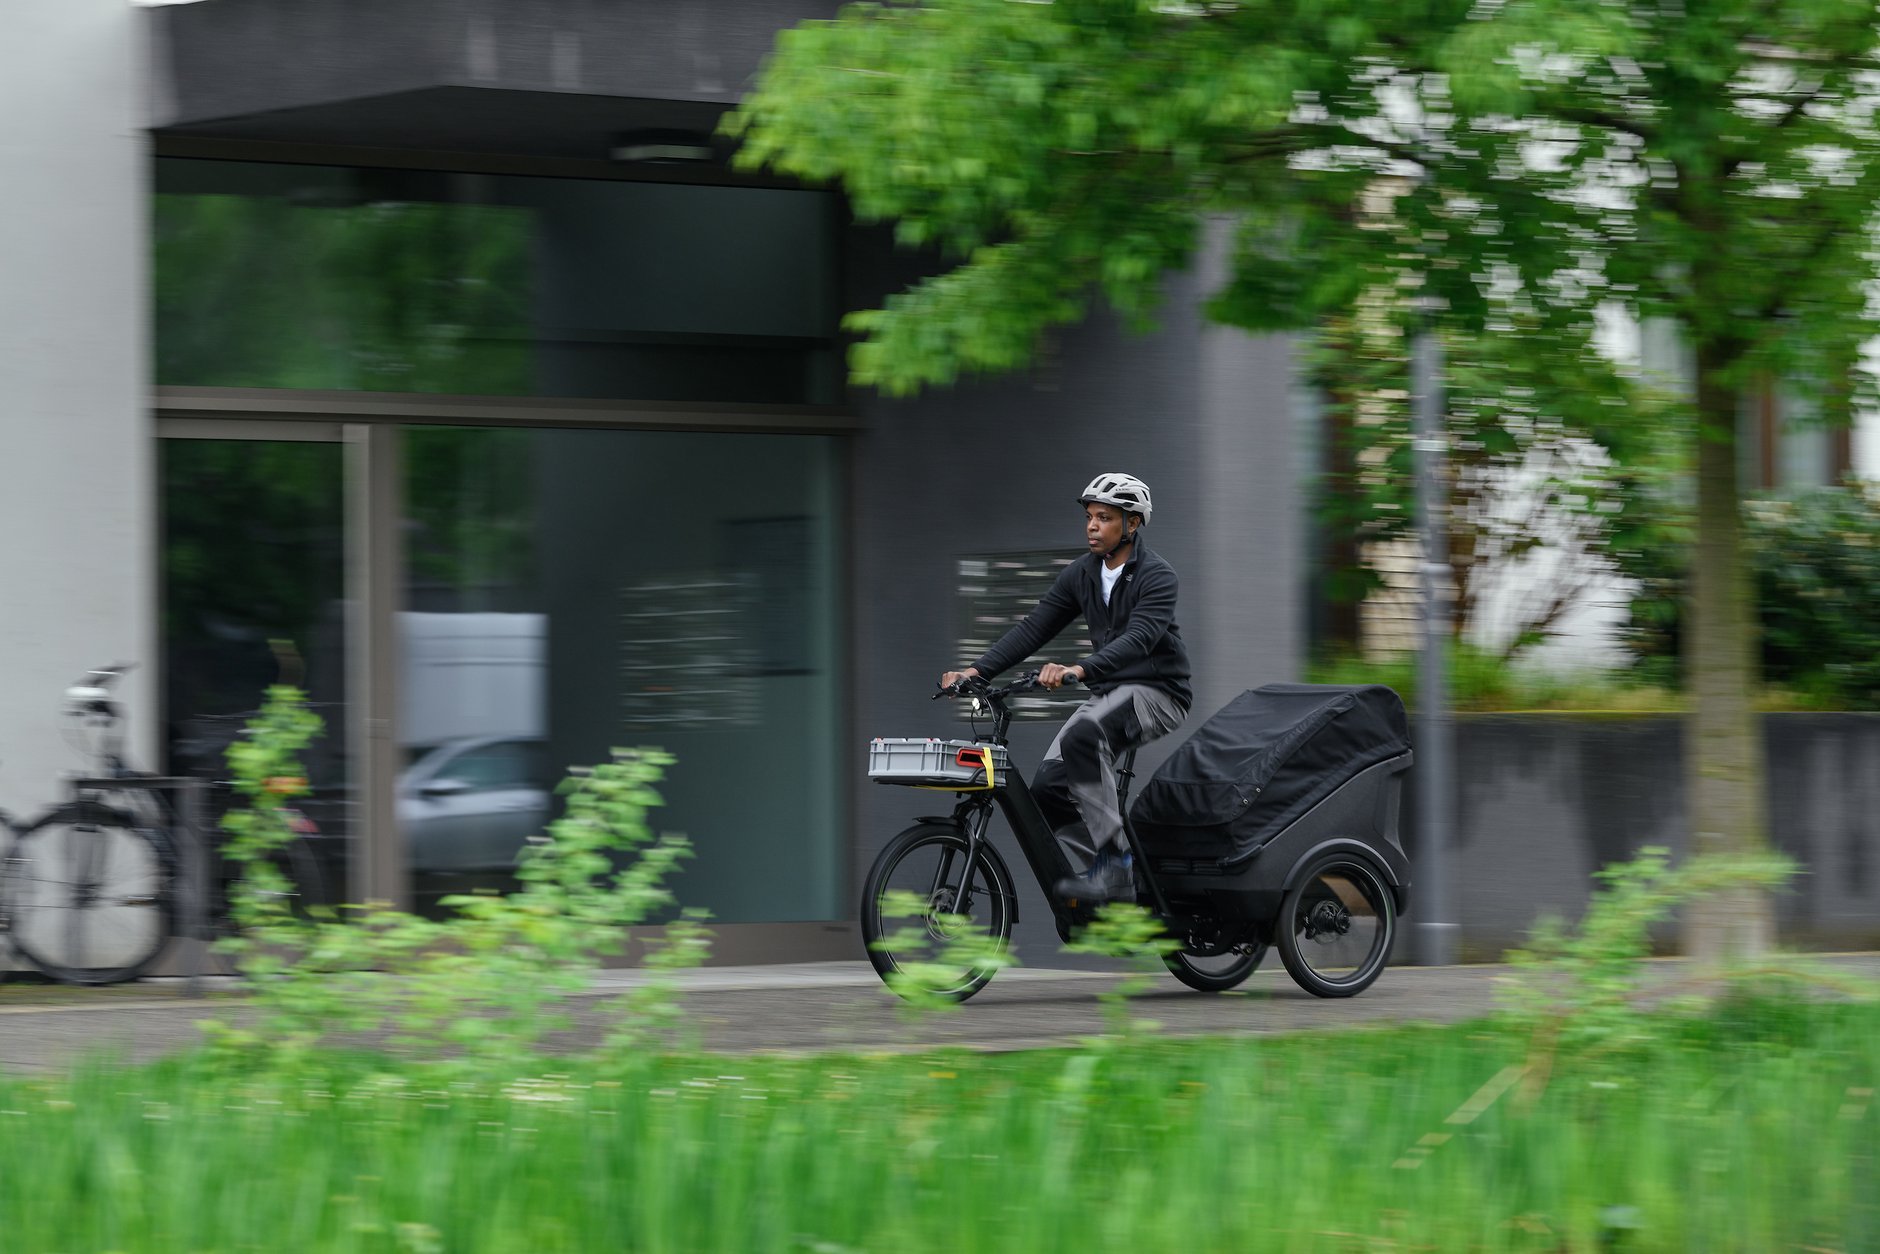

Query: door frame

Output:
[156, 414, 402, 908]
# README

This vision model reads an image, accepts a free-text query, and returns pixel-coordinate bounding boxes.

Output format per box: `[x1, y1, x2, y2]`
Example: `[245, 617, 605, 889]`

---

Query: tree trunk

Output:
[1681, 337, 1774, 959]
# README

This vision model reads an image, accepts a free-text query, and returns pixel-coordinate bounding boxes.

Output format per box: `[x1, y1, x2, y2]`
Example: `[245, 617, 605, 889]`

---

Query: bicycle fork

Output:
[933, 802, 997, 919]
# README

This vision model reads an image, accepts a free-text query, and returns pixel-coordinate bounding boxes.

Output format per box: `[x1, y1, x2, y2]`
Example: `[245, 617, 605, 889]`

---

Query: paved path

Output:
[2, 955, 1876, 1075]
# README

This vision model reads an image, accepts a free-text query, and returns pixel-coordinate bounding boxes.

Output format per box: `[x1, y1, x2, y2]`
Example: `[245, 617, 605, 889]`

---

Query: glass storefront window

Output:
[155, 159, 840, 404]
[399, 426, 842, 924]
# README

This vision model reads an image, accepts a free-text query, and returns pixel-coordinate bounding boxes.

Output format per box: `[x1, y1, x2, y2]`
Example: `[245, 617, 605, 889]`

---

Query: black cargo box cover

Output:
[1130, 684, 1410, 865]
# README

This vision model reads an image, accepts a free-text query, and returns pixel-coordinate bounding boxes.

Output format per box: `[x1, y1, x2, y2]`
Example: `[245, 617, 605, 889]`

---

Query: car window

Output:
[434, 742, 536, 791]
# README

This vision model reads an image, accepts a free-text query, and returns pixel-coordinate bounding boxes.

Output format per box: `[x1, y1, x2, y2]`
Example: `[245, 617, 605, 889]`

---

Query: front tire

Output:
[1275, 851, 1396, 998]
[6, 805, 173, 985]
[861, 823, 1016, 1004]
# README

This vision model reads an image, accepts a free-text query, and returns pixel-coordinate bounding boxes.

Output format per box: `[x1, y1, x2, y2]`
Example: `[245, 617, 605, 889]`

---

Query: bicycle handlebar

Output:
[933, 669, 1079, 701]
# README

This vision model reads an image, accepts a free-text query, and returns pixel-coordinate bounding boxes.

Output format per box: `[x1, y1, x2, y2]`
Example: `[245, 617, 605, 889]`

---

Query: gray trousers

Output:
[1032, 684, 1188, 857]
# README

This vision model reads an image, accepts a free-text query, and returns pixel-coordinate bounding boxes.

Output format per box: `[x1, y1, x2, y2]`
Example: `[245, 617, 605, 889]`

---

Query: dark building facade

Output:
[0, 0, 1301, 970]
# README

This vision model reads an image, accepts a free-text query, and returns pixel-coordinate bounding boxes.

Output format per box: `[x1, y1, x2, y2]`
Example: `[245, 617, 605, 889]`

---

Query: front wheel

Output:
[5, 805, 174, 985]
[861, 823, 1016, 1004]
[1275, 851, 1396, 998]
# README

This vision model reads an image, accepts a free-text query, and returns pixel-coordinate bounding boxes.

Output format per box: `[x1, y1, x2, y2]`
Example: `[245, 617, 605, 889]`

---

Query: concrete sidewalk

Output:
[3, 954, 1876, 1075]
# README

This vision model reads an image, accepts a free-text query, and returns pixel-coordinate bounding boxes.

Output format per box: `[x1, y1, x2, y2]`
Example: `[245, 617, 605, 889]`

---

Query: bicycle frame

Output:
[928, 679, 1177, 938]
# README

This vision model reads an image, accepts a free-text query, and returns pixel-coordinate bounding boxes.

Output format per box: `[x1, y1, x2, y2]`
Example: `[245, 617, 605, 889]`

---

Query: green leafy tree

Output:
[732, 0, 1880, 956]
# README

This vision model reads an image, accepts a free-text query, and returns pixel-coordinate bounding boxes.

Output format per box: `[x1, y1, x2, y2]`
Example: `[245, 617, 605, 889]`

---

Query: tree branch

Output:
[1722, 82, 1825, 177]
[1748, 207, 1862, 327]
[1548, 103, 1657, 145]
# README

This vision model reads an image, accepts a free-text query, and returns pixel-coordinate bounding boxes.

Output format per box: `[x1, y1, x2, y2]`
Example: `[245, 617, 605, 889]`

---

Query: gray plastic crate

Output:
[868, 738, 1011, 787]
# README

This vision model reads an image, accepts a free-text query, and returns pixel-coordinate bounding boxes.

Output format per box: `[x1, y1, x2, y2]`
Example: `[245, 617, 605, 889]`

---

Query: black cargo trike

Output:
[861, 674, 1414, 1001]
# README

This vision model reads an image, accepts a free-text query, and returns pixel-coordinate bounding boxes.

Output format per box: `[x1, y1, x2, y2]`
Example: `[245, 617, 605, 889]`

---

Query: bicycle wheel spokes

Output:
[11, 821, 170, 984]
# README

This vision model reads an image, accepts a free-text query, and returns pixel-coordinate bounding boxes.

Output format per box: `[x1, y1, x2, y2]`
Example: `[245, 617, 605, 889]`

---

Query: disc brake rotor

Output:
[925, 888, 973, 941]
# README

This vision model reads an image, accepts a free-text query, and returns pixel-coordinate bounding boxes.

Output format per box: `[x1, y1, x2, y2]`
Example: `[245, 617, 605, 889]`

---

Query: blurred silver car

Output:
[399, 736, 551, 873]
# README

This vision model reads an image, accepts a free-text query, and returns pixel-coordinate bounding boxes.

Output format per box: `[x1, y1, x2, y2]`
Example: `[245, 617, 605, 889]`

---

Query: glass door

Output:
[159, 430, 351, 908]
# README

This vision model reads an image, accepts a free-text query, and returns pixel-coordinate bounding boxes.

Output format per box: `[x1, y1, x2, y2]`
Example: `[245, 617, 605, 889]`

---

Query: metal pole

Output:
[182, 778, 207, 996]
[1412, 317, 1459, 966]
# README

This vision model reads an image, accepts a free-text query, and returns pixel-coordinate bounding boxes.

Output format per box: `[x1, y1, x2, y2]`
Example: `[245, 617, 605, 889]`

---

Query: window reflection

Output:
[154, 159, 840, 404]
[401, 427, 841, 923]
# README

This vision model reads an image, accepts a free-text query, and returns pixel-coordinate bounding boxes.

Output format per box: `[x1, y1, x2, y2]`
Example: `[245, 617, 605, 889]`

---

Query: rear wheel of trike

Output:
[1275, 852, 1395, 998]
[861, 823, 1016, 1004]
[1162, 942, 1267, 993]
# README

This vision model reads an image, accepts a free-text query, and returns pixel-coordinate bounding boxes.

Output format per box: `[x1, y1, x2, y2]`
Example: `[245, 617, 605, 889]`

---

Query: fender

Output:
[22, 801, 143, 836]
[1281, 837, 1408, 915]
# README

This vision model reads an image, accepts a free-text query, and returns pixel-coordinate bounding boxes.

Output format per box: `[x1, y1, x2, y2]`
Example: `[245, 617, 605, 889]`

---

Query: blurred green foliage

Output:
[1622, 485, 1880, 708]
[733, 0, 1878, 410]
[211, 689, 708, 1077]
[1500, 845, 1802, 1089]
[1306, 645, 1683, 712]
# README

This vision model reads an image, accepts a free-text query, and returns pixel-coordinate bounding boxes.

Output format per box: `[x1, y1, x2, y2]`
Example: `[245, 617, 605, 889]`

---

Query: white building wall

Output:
[0, 3, 152, 808]
[1856, 413, 1880, 482]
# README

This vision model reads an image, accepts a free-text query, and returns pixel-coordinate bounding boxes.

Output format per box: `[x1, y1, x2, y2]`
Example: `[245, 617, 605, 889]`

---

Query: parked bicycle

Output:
[862, 672, 1415, 1002]
[0, 665, 328, 985]
[0, 665, 176, 985]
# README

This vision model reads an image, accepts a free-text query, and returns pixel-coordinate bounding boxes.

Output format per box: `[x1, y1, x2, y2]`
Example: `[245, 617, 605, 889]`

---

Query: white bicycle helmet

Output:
[1078, 472, 1153, 523]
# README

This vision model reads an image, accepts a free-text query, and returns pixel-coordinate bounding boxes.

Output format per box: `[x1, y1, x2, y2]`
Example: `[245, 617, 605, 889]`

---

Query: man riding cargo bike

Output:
[941, 472, 1186, 906]
[865, 473, 1417, 1004]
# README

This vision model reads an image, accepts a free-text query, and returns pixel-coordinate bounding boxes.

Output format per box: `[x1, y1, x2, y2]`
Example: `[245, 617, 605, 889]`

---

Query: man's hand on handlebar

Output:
[1037, 663, 1085, 689]
[936, 667, 985, 698]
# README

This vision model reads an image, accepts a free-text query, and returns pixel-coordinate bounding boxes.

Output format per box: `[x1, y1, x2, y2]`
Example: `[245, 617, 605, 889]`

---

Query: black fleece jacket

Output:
[970, 539, 1192, 707]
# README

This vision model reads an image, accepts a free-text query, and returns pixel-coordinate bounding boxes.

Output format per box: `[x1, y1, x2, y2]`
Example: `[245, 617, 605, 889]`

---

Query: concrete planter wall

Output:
[1411, 713, 1880, 960]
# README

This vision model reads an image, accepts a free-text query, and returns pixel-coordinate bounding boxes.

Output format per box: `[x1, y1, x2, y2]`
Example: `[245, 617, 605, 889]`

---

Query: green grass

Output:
[2, 1004, 1876, 1252]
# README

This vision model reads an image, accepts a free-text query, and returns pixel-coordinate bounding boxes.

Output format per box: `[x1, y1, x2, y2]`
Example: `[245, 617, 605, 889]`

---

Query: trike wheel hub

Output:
[1303, 899, 1351, 942]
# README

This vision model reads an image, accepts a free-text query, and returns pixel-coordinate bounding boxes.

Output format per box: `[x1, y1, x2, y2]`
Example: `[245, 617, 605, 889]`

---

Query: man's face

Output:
[1085, 502, 1132, 554]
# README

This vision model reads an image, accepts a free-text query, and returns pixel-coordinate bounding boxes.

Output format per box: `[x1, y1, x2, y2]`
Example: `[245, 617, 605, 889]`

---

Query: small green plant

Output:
[216, 684, 326, 966]
[1064, 901, 1178, 1044]
[1497, 846, 1799, 1093]
[209, 687, 708, 1077]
